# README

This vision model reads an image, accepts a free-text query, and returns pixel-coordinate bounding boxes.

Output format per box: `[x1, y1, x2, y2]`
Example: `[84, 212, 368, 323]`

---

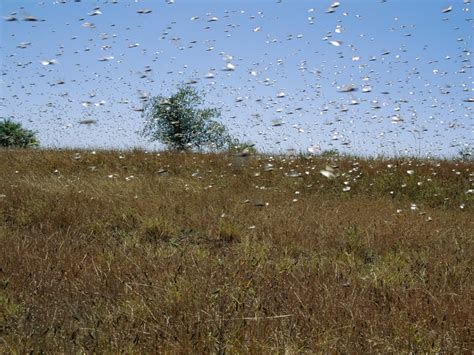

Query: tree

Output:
[142, 85, 232, 151]
[0, 119, 38, 148]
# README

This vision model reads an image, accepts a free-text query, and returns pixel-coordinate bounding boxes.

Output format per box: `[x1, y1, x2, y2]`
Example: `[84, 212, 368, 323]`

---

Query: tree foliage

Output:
[142, 85, 232, 151]
[0, 119, 38, 148]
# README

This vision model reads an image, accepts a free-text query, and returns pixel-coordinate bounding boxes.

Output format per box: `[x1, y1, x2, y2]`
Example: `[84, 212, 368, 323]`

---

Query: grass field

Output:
[0, 149, 472, 353]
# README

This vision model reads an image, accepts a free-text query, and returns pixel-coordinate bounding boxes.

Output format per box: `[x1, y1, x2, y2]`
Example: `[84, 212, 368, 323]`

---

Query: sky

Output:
[1, 0, 472, 157]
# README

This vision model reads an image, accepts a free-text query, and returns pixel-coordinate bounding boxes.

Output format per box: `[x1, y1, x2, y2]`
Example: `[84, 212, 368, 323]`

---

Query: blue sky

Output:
[1, 0, 472, 156]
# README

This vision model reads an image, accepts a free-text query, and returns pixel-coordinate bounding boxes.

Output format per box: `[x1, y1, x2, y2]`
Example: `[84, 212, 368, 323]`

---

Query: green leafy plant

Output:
[0, 119, 38, 148]
[320, 149, 340, 158]
[142, 85, 232, 151]
[228, 141, 257, 155]
[458, 146, 472, 161]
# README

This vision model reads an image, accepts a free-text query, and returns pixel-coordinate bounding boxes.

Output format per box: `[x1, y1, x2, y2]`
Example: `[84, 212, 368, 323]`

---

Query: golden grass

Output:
[0, 149, 472, 352]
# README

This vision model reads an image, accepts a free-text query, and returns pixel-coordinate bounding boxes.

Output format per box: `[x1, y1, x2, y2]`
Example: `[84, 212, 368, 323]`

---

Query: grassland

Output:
[0, 149, 472, 353]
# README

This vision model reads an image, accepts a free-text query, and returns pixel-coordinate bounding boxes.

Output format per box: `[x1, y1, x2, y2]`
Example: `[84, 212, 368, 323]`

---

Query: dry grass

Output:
[0, 149, 472, 353]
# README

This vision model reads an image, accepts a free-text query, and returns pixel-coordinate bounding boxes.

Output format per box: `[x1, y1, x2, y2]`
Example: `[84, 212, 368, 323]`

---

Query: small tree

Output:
[0, 119, 38, 148]
[142, 85, 232, 151]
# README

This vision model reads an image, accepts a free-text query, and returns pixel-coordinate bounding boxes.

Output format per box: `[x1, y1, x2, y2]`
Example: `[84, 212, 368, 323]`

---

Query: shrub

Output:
[0, 119, 38, 148]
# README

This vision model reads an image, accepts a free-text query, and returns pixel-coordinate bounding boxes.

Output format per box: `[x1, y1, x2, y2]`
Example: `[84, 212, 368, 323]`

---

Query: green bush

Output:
[228, 141, 257, 155]
[320, 149, 340, 158]
[0, 119, 38, 148]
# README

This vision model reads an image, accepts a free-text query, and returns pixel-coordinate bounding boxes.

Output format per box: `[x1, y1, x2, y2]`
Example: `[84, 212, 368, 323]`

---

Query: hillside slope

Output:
[0, 149, 472, 352]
